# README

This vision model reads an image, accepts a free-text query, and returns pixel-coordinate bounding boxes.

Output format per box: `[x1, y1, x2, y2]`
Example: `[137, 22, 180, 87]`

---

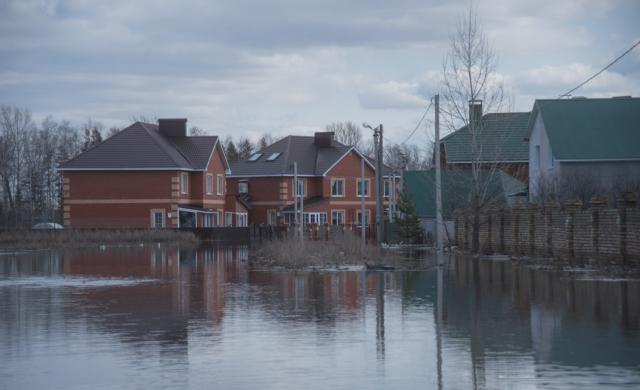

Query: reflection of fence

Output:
[453, 193, 639, 263]
[250, 224, 376, 242]
[180, 227, 249, 242]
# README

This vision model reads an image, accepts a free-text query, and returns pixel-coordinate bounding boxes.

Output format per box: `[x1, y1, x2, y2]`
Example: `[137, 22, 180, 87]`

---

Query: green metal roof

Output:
[442, 112, 531, 163]
[532, 97, 640, 161]
[403, 169, 525, 218]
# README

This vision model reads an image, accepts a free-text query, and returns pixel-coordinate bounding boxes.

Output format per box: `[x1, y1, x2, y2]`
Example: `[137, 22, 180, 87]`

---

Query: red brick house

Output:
[59, 119, 247, 228]
[227, 132, 397, 226]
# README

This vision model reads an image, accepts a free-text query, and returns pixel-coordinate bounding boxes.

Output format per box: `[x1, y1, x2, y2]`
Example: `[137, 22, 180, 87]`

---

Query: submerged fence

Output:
[454, 193, 640, 263]
[250, 223, 376, 242]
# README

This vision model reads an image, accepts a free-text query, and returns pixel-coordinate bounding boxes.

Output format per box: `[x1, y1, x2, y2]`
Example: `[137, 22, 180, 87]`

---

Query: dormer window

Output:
[248, 153, 262, 162]
[266, 152, 281, 161]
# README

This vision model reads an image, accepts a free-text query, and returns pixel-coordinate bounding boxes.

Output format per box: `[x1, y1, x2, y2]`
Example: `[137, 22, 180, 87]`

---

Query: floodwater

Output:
[1, 244, 639, 389]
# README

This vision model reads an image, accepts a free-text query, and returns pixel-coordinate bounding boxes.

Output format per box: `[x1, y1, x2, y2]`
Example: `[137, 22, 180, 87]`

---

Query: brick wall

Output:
[454, 193, 639, 263]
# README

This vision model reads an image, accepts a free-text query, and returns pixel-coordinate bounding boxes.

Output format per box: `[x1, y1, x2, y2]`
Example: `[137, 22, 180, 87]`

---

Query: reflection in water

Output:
[0, 246, 639, 389]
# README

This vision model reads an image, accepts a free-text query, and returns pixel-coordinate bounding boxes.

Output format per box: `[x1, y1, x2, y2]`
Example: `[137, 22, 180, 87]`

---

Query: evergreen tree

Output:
[224, 137, 239, 162]
[396, 186, 423, 244]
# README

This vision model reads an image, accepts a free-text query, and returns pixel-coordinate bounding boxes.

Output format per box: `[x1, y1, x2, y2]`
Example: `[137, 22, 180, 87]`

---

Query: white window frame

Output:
[356, 209, 371, 227]
[267, 209, 277, 225]
[331, 210, 345, 225]
[152, 210, 165, 228]
[237, 213, 248, 227]
[238, 181, 248, 194]
[216, 174, 224, 195]
[225, 212, 233, 227]
[356, 178, 370, 197]
[303, 212, 327, 225]
[331, 178, 345, 197]
[206, 174, 214, 195]
[294, 178, 305, 197]
[384, 180, 391, 197]
[181, 173, 188, 194]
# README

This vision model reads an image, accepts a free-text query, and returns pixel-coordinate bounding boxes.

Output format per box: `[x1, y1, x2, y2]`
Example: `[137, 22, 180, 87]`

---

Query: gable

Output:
[533, 98, 640, 161]
[325, 149, 375, 177]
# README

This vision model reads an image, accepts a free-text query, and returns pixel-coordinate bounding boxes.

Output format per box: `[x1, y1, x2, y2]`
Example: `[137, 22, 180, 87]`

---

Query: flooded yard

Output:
[1, 244, 639, 389]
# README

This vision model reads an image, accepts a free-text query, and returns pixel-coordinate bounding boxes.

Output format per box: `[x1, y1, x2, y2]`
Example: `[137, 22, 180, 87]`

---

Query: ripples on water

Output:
[0, 244, 639, 390]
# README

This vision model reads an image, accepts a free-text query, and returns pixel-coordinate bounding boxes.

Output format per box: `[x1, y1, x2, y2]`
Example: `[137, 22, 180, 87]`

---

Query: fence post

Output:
[544, 201, 558, 258]
[513, 203, 522, 255]
[486, 208, 493, 254]
[618, 192, 637, 265]
[590, 195, 607, 261]
[564, 199, 582, 259]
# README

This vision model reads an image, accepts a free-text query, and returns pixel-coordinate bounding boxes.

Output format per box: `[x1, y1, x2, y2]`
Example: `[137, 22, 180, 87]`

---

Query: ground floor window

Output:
[356, 209, 371, 227]
[267, 209, 277, 225]
[303, 212, 327, 225]
[203, 214, 213, 227]
[331, 210, 345, 225]
[225, 212, 233, 227]
[151, 210, 165, 228]
[237, 213, 248, 227]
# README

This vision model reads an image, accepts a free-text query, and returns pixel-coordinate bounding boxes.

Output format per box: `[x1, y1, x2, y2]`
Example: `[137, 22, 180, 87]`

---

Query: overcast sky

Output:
[1, 0, 639, 144]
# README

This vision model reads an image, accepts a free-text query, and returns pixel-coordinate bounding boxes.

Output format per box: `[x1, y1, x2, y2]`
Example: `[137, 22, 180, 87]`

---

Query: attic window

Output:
[266, 152, 281, 161]
[248, 153, 262, 162]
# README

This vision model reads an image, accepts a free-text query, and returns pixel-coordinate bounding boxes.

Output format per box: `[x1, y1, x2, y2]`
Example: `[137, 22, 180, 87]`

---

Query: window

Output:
[267, 209, 277, 225]
[181, 173, 188, 194]
[266, 152, 281, 161]
[356, 210, 370, 226]
[331, 178, 344, 197]
[217, 174, 223, 195]
[225, 212, 233, 226]
[203, 214, 213, 227]
[384, 180, 391, 197]
[238, 181, 248, 194]
[357, 178, 370, 197]
[206, 174, 213, 195]
[248, 153, 262, 161]
[152, 211, 164, 228]
[331, 210, 345, 225]
[294, 178, 305, 197]
[237, 213, 248, 227]
[535, 145, 541, 169]
[303, 212, 327, 225]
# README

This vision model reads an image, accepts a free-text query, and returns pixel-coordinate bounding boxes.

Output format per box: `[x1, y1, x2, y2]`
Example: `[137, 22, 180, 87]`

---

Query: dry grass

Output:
[0, 228, 199, 250]
[251, 233, 405, 269]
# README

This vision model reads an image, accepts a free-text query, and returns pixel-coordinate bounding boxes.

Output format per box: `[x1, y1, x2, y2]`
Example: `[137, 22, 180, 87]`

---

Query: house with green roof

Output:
[441, 104, 530, 182]
[403, 169, 526, 243]
[528, 97, 640, 201]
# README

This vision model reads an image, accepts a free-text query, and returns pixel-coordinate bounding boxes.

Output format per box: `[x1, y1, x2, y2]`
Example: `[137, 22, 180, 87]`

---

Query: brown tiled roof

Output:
[59, 122, 221, 171]
[229, 135, 379, 177]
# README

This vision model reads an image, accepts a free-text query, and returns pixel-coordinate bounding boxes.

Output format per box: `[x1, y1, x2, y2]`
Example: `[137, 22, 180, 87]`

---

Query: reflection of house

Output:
[60, 119, 248, 228]
[441, 101, 530, 182]
[227, 131, 398, 225]
[403, 169, 525, 242]
[528, 97, 640, 202]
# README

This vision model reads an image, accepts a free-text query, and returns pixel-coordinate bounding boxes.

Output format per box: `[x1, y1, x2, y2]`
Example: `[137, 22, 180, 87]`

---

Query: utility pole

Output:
[376, 125, 384, 244]
[293, 161, 298, 240]
[360, 155, 366, 256]
[300, 180, 304, 242]
[435, 94, 443, 257]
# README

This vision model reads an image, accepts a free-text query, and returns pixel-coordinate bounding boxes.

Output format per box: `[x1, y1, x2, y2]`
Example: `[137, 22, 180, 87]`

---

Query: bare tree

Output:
[385, 143, 432, 170]
[326, 121, 362, 147]
[440, 6, 508, 252]
[257, 133, 276, 149]
[189, 126, 207, 136]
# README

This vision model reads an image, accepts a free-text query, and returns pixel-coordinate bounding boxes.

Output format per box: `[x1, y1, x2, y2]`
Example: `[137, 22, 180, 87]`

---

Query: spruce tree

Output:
[396, 186, 423, 244]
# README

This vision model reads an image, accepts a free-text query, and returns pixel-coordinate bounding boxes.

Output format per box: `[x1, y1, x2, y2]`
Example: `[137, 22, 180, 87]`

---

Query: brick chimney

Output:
[314, 131, 334, 147]
[158, 118, 187, 137]
[469, 100, 482, 126]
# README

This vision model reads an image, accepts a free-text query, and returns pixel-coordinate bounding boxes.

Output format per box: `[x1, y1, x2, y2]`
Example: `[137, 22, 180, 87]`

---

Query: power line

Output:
[559, 39, 640, 98]
[400, 99, 434, 145]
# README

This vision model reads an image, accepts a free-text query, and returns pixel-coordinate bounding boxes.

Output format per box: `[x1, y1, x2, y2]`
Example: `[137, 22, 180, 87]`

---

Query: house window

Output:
[237, 213, 248, 227]
[356, 210, 370, 226]
[181, 173, 188, 194]
[294, 178, 305, 197]
[535, 145, 541, 169]
[384, 180, 391, 197]
[267, 209, 277, 225]
[248, 153, 262, 161]
[225, 212, 233, 226]
[216, 210, 223, 226]
[203, 214, 213, 227]
[331, 210, 345, 225]
[217, 174, 224, 195]
[206, 174, 213, 195]
[151, 209, 165, 228]
[331, 178, 345, 197]
[357, 178, 370, 197]
[303, 212, 327, 225]
[266, 152, 281, 161]
[239, 181, 248, 194]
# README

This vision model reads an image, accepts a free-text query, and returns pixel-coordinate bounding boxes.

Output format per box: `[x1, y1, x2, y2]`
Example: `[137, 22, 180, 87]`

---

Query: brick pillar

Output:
[528, 203, 539, 256]
[544, 201, 559, 257]
[618, 192, 637, 265]
[564, 199, 583, 259]
[590, 196, 607, 260]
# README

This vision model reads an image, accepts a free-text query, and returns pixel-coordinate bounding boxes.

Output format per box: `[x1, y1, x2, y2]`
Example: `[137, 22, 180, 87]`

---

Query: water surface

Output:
[1, 244, 639, 389]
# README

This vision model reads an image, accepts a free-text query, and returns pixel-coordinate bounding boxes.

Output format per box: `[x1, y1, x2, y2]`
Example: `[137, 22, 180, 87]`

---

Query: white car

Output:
[32, 222, 64, 230]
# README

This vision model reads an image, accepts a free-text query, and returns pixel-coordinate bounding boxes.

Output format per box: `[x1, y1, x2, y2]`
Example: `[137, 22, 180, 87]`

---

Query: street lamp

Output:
[362, 122, 384, 244]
